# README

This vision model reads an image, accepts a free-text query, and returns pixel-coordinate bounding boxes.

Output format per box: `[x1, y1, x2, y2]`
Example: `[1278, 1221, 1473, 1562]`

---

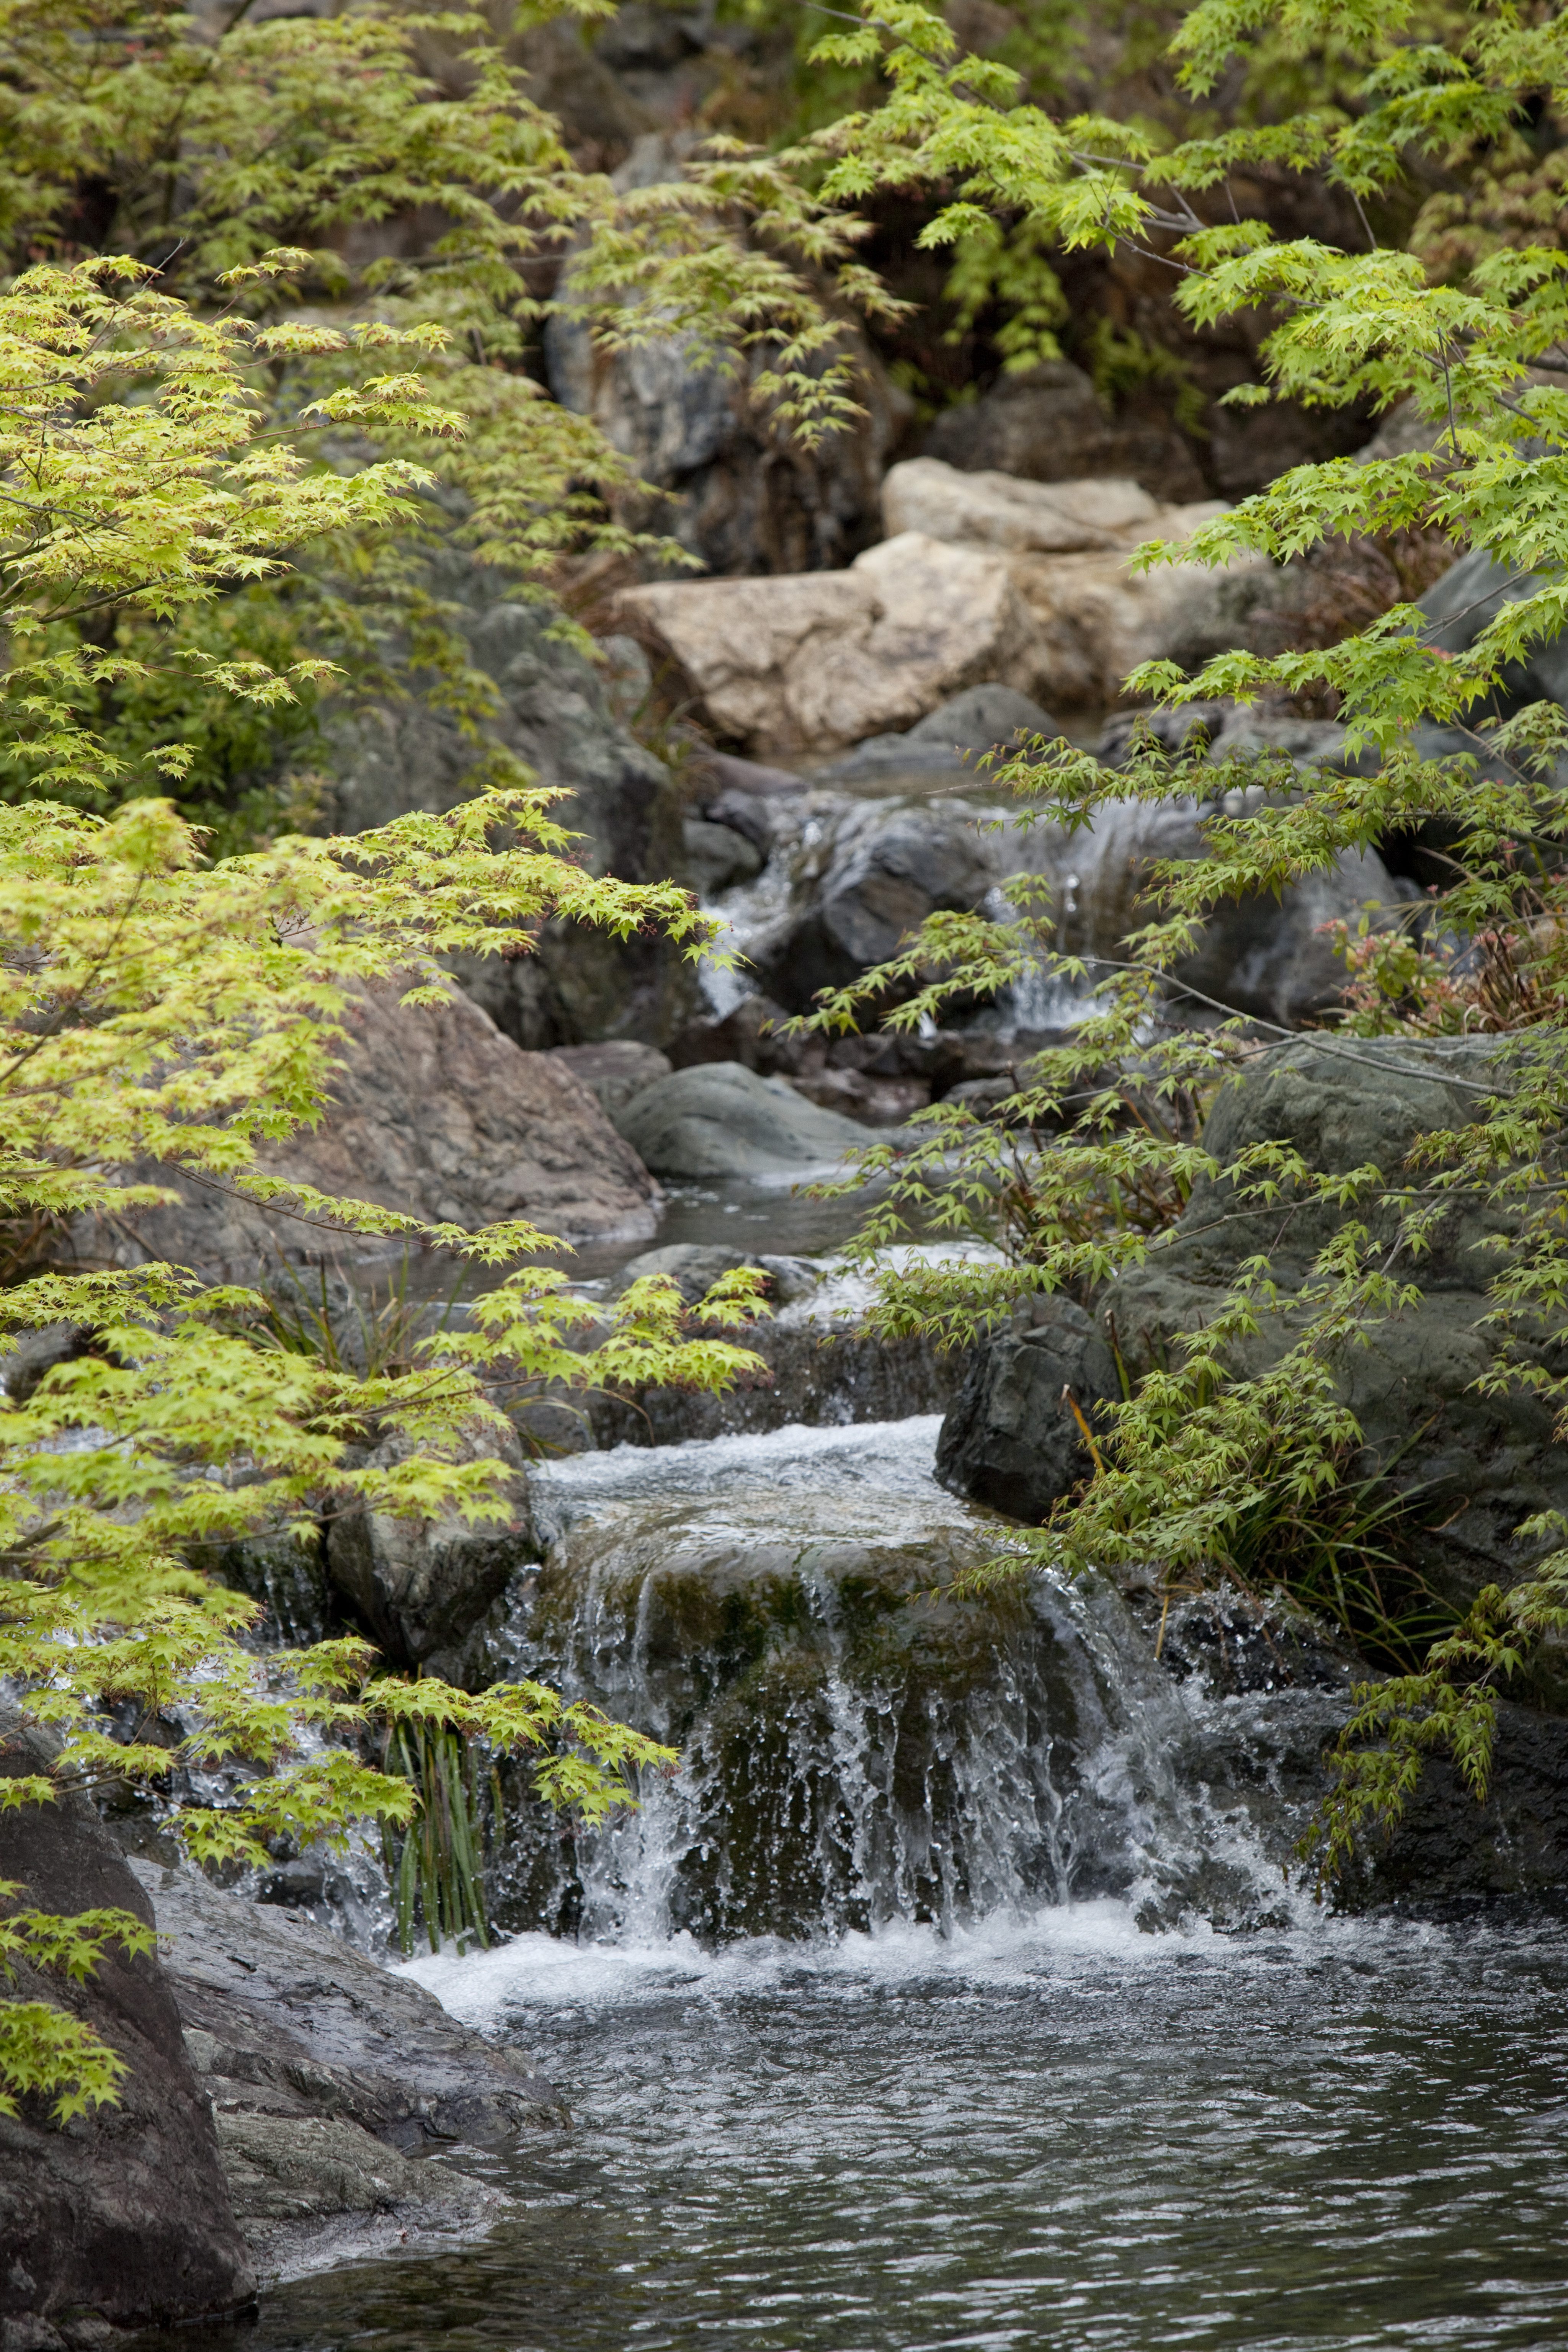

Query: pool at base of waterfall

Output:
[154, 1905, 1568, 2352]
[141, 1416, 1568, 2349]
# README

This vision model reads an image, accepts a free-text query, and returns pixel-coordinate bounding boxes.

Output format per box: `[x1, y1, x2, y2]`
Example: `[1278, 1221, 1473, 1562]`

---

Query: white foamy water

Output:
[396, 1896, 1233, 2027]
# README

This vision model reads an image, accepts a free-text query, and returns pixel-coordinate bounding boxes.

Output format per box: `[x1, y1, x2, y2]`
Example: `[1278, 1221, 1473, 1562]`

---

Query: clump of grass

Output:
[380, 1716, 498, 1958]
[256, 1253, 465, 1379]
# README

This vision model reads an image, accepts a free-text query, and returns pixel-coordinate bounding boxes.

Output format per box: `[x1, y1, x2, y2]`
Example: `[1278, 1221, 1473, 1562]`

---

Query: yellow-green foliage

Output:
[0, 255, 769, 2120]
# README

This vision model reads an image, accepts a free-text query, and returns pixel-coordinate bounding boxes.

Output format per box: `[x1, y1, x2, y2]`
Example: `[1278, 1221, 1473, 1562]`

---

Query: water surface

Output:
[188, 1907, 1568, 2352]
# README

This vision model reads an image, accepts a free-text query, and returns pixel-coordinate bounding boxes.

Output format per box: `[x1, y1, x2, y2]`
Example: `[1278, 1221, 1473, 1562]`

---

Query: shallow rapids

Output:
[174, 1906, 1568, 2351]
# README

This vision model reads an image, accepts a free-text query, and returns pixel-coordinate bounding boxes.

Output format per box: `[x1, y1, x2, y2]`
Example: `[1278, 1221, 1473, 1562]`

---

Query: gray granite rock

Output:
[922, 361, 1207, 505]
[813, 684, 1057, 785]
[613, 1062, 871, 1177]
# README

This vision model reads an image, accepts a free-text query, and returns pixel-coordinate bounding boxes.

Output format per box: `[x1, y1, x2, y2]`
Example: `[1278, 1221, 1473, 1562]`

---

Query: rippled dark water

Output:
[176, 1906, 1568, 2352]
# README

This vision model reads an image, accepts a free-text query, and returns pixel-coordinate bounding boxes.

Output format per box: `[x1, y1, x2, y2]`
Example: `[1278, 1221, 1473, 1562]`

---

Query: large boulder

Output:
[95, 980, 662, 1282]
[881, 457, 1267, 711]
[0, 1723, 255, 2334]
[613, 1061, 870, 1176]
[617, 531, 1042, 757]
[883, 461, 1166, 555]
[546, 1039, 673, 1121]
[131, 1858, 564, 2284]
[750, 793, 1003, 1013]
[1417, 546, 1568, 717]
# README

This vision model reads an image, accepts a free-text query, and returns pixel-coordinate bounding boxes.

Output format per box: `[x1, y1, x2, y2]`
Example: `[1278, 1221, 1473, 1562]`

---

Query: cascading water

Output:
[470, 1417, 1340, 1951]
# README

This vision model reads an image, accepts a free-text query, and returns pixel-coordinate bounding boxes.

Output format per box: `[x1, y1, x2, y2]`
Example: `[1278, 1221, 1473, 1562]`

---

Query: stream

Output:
[149, 712, 1568, 2347]
[161, 1413, 1568, 2352]
[182, 1906, 1568, 2351]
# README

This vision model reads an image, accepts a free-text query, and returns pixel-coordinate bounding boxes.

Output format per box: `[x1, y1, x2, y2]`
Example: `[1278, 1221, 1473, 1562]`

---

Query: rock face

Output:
[752, 793, 1001, 1012]
[922, 361, 1208, 506]
[683, 813, 764, 895]
[612, 1060, 874, 1176]
[99, 981, 662, 1281]
[544, 136, 912, 579]
[1099, 1036, 1568, 1612]
[619, 531, 1041, 756]
[318, 545, 695, 1050]
[130, 1859, 565, 2283]
[0, 1725, 255, 2334]
[935, 1297, 1119, 1522]
[882, 456, 1267, 711]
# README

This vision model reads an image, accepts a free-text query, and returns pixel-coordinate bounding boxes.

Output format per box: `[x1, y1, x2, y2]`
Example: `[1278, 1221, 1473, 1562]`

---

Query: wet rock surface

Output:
[1049, 789, 1411, 1028]
[128, 1860, 565, 2281]
[580, 1321, 959, 1449]
[493, 1425, 1125, 1941]
[325, 1424, 539, 1674]
[0, 1724, 254, 2335]
[752, 792, 1003, 1013]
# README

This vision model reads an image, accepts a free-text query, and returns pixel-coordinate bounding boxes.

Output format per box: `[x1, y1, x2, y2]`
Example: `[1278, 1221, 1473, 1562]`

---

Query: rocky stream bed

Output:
[7, 373, 1568, 2345]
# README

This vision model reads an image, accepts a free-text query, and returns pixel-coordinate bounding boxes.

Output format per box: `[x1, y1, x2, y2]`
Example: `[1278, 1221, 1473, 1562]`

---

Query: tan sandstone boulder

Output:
[93, 982, 663, 1281]
[618, 531, 1040, 757]
[881, 457, 1269, 709]
[882, 459, 1164, 553]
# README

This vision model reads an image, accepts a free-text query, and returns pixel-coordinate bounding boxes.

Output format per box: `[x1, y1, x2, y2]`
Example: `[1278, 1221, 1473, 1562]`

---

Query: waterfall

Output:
[473, 1419, 1337, 1948]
